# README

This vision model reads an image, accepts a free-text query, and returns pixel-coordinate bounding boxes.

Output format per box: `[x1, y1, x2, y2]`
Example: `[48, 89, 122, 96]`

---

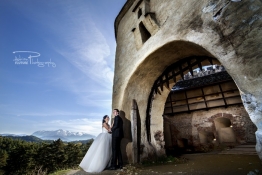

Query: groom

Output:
[109, 109, 123, 170]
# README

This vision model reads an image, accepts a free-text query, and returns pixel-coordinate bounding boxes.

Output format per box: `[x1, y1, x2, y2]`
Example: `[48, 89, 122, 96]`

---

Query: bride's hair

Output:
[102, 115, 108, 124]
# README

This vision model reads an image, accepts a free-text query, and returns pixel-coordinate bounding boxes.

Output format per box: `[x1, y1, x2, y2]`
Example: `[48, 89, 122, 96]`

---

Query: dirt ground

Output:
[68, 152, 262, 175]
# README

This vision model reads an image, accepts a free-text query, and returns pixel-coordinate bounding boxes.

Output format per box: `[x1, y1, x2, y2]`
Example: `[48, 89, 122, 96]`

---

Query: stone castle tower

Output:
[113, 0, 262, 162]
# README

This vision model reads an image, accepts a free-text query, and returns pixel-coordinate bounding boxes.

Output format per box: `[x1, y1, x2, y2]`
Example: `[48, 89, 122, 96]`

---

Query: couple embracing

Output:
[79, 109, 123, 173]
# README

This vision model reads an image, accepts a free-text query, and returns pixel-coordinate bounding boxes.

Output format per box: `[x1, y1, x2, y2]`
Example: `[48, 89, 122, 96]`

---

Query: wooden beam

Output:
[165, 73, 169, 89]
[154, 87, 158, 94]
[201, 87, 208, 109]
[187, 60, 193, 76]
[169, 93, 174, 114]
[208, 57, 213, 65]
[179, 65, 184, 80]
[196, 58, 203, 71]
[172, 69, 176, 83]
[219, 83, 227, 107]
[160, 81, 163, 91]
[184, 90, 190, 111]
[157, 88, 162, 95]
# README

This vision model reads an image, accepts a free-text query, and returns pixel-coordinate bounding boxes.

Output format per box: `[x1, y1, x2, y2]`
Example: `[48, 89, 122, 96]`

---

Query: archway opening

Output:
[214, 117, 236, 144]
[121, 40, 257, 161]
[159, 60, 257, 156]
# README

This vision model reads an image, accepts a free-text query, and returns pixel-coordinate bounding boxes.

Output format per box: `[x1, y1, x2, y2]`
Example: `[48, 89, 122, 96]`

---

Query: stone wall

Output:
[164, 105, 257, 151]
[113, 0, 262, 162]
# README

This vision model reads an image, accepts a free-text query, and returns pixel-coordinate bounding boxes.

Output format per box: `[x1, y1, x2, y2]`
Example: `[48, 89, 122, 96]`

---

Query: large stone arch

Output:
[147, 57, 224, 156]
[113, 0, 262, 162]
[121, 40, 229, 160]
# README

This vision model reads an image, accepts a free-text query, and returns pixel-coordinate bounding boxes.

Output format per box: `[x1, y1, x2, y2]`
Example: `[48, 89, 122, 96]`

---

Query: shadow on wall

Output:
[119, 110, 131, 163]
[137, 107, 141, 162]
[119, 105, 142, 163]
[164, 116, 194, 156]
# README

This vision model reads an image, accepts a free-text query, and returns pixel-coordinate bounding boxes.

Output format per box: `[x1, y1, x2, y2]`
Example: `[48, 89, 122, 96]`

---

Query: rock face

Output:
[113, 0, 262, 162]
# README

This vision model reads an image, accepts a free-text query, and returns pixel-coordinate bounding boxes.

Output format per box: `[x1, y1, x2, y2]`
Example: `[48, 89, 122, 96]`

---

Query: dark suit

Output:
[111, 115, 123, 168]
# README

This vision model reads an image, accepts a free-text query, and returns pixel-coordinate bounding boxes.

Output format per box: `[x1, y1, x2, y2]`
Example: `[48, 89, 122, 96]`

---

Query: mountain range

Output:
[1, 129, 96, 141]
[32, 129, 96, 141]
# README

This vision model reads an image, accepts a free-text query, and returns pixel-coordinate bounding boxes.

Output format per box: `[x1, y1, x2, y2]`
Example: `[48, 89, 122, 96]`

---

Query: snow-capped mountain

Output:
[32, 129, 95, 141]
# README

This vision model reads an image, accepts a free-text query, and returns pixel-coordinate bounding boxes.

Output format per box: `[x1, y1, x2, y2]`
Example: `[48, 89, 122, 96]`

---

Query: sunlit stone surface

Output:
[113, 0, 262, 162]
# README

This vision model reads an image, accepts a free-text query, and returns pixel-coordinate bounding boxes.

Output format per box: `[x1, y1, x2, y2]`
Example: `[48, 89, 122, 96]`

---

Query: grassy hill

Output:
[3, 135, 52, 143]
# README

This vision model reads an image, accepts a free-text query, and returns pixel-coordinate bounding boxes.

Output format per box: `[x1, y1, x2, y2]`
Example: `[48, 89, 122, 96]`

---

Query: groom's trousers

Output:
[111, 137, 123, 167]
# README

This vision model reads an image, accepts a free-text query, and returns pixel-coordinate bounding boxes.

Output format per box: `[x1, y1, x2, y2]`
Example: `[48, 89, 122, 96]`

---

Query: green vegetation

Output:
[0, 136, 93, 175]
[3, 135, 46, 143]
[2, 135, 93, 145]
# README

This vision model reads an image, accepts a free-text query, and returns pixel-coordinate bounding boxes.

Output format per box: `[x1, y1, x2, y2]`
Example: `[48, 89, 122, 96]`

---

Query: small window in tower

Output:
[138, 8, 142, 19]
[139, 22, 151, 43]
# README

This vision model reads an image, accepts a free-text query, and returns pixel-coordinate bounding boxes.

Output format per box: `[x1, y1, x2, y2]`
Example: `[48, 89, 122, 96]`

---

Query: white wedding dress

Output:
[79, 127, 112, 173]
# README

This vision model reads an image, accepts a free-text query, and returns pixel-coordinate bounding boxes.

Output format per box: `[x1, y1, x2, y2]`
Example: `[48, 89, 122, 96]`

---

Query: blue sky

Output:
[0, 0, 126, 136]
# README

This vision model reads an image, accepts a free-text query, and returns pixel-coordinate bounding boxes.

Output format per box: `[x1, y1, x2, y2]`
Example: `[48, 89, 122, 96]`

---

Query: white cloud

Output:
[2, 1, 118, 134]
[44, 2, 115, 107]
[46, 118, 107, 136]
[47, 69, 113, 108]
[39, 1, 115, 88]
[56, 21, 114, 87]
[15, 111, 89, 117]
[11, 0, 115, 97]
[0, 112, 111, 136]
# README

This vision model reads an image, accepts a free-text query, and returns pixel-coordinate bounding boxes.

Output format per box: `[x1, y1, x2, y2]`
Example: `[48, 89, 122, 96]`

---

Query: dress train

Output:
[79, 127, 112, 173]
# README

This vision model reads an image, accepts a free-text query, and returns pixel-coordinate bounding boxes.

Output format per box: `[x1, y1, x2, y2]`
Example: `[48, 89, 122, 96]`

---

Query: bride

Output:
[79, 115, 112, 173]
